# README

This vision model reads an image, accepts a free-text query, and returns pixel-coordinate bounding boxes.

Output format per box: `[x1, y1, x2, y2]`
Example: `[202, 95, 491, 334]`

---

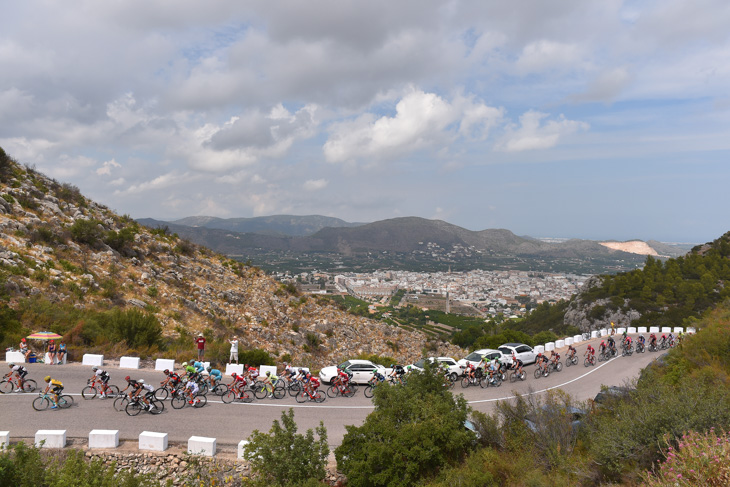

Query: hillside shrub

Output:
[69, 219, 104, 247]
[642, 429, 730, 487]
[244, 409, 329, 487]
[104, 226, 137, 253]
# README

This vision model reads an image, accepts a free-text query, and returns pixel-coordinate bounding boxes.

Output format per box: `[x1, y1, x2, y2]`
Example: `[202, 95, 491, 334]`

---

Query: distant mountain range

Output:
[138, 215, 693, 274]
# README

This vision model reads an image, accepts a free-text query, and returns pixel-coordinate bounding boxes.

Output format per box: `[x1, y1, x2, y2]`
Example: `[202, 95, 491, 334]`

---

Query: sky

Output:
[1, 1, 729, 243]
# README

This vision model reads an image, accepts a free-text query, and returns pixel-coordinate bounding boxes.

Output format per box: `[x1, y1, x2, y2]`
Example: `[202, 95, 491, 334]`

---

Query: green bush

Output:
[244, 409, 329, 487]
[336, 362, 473, 487]
[69, 219, 104, 247]
[239, 348, 275, 367]
[104, 226, 137, 253]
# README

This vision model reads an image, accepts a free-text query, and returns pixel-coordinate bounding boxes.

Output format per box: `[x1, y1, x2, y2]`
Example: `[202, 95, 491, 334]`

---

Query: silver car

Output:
[498, 343, 537, 365]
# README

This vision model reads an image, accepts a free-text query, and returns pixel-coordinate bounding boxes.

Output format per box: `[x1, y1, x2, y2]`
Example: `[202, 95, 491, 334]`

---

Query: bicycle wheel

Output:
[314, 391, 325, 403]
[327, 385, 340, 398]
[241, 388, 254, 403]
[22, 379, 37, 393]
[493, 376, 502, 387]
[58, 395, 73, 409]
[555, 362, 562, 372]
[295, 391, 307, 403]
[149, 398, 165, 414]
[288, 382, 301, 397]
[213, 384, 228, 396]
[106, 385, 120, 398]
[460, 377, 471, 388]
[33, 396, 50, 411]
[0, 380, 13, 394]
[272, 386, 286, 399]
[81, 385, 97, 400]
[565, 357, 573, 367]
[171, 395, 186, 409]
[222, 390, 236, 404]
[584, 358, 592, 367]
[364, 385, 375, 398]
[126, 401, 143, 416]
[193, 394, 207, 408]
[343, 385, 356, 398]
[154, 387, 169, 401]
[534, 368, 542, 379]
[114, 396, 129, 412]
[254, 385, 268, 400]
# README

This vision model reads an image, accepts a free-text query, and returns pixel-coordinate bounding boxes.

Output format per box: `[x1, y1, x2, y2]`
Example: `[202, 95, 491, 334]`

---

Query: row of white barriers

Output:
[0, 430, 249, 459]
[534, 326, 695, 355]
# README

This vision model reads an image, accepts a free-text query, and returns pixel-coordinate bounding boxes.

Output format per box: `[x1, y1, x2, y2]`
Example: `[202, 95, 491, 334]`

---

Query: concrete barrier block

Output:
[0, 431, 9, 449]
[259, 365, 277, 377]
[673, 327, 683, 334]
[565, 337, 574, 346]
[573, 334, 582, 343]
[638, 326, 647, 333]
[237, 440, 249, 460]
[545, 342, 555, 352]
[226, 364, 244, 376]
[534, 345, 545, 354]
[44, 353, 67, 365]
[89, 430, 119, 449]
[139, 431, 168, 452]
[590, 331, 599, 338]
[5, 351, 25, 363]
[628, 327, 637, 334]
[555, 340, 565, 349]
[119, 357, 140, 369]
[600, 329, 608, 336]
[35, 430, 66, 449]
[155, 359, 175, 371]
[188, 436, 216, 456]
[687, 327, 696, 334]
[617, 328, 626, 335]
[82, 354, 104, 366]
[661, 327, 672, 333]
[650, 326, 660, 333]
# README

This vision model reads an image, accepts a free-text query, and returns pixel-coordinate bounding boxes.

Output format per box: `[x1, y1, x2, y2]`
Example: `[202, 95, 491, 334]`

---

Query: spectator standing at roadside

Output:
[195, 333, 206, 360]
[229, 336, 239, 364]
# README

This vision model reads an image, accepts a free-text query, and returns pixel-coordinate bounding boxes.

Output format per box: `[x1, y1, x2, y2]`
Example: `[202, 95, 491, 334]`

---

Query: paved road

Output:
[1, 335, 662, 448]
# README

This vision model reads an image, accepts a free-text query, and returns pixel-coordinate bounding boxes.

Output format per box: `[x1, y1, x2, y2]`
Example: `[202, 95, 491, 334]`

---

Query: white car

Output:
[498, 343, 537, 365]
[319, 360, 389, 385]
[457, 349, 508, 368]
[410, 357, 463, 381]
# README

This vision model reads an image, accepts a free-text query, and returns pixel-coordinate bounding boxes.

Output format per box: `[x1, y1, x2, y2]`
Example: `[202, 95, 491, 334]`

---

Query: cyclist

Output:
[599, 340, 607, 355]
[389, 364, 406, 384]
[668, 332, 675, 346]
[463, 361, 477, 383]
[585, 344, 595, 362]
[650, 333, 657, 349]
[206, 366, 222, 387]
[567, 344, 577, 360]
[550, 350, 560, 367]
[184, 377, 200, 403]
[607, 336, 616, 355]
[230, 372, 248, 393]
[309, 374, 321, 395]
[247, 366, 260, 383]
[7, 363, 29, 392]
[192, 360, 206, 375]
[624, 335, 633, 350]
[638, 334, 646, 346]
[510, 352, 524, 377]
[43, 376, 63, 409]
[89, 366, 112, 398]
[660, 334, 667, 348]
[262, 371, 278, 397]
[132, 379, 156, 410]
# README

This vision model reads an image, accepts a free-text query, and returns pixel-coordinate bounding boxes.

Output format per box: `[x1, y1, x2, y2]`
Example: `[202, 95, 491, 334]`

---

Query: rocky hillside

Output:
[0, 148, 462, 367]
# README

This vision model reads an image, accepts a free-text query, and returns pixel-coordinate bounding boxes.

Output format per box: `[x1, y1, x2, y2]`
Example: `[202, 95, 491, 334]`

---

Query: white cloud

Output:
[96, 158, 121, 176]
[515, 40, 584, 74]
[118, 171, 194, 194]
[303, 178, 328, 191]
[323, 90, 502, 163]
[497, 111, 589, 152]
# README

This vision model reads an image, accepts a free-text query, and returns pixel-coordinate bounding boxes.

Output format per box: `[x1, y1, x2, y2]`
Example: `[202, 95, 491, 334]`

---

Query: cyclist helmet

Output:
[206, 366, 212, 372]
[138, 379, 145, 384]
[163, 369, 170, 375]
[125, 376, 131, 382]
[465, 361, 470, 366]
[182, 362, 188, 367]
[407, 365, 412, 371]
[299, 368, 304, 373]
[92, 366, 98, 371]
[266, 371, 271, 376]
[231, 372, 238, 378]
[44, 376, 51, 382]
[8, 363, 14, 367]
[390, 364, 394, 368]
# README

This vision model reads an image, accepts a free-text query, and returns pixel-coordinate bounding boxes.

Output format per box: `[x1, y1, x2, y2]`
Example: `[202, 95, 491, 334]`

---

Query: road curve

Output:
[0, 335, 662, 448]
